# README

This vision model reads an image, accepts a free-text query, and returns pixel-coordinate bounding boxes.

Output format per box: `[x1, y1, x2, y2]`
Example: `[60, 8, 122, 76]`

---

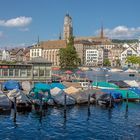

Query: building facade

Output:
[30, 40, 67, 66]
[120, 46, 138, 67]
[0, 50, 10, 61]
[108, 45, 124, 67]
[0, 57, 52, 82]
[85, 48, 103, 66]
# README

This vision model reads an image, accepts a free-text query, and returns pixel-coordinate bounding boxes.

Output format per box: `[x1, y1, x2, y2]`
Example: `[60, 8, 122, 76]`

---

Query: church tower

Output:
[100, 24, 104, 39]
[63, 13, 73, 41]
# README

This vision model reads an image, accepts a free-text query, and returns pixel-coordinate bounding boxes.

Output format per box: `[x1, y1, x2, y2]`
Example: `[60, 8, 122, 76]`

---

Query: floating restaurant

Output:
[0, 57, 52, 82]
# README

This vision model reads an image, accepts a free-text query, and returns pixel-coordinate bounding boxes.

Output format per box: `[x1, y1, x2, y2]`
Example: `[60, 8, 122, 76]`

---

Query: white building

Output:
[85, 48, 103, 66]
[30, 40, 66, 66]
[120, 46, 138, 66]
[1, 50, 10, 61]
[30, 44, 43, 58]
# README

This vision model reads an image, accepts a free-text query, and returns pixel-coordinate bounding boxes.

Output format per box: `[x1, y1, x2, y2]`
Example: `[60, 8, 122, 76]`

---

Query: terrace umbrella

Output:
[65, 70, 73, 74]
[65, 70, 73, 80]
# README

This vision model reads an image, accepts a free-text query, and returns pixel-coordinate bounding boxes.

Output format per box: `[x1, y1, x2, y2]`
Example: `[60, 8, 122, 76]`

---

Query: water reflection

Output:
[10, 109, 18, 128]
[1, 102, 140, 139]
[108, 108, 112, 120]
[87, 107, 91, 121]
[124, 103, 129, 119]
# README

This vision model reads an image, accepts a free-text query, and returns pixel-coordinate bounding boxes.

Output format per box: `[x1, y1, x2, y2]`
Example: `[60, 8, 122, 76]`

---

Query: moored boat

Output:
[101, 89, 123, 102]
[0, 91, 11, 114]
[92, 81, 119, 89]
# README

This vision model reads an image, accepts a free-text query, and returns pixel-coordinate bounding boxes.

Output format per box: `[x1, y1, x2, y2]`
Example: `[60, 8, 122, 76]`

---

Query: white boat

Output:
[108, 68, 123, 72]
[92, 68, 101, 71]
[124, 68, 137, 73]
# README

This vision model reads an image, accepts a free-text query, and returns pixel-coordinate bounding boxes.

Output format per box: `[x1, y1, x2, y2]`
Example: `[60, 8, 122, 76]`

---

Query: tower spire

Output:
[100, 22, 104, 38]
[59, 31, 62, 40]
[37, 35, 40, 44]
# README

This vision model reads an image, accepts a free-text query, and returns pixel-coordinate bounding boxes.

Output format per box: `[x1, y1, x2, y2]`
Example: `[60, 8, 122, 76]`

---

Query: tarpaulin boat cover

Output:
[7, 89, 31, 103]
[34, 83, 51, 92]
[108, 80, 130, 88]
[50, 83, 65, 89]
[51, 87, 63, 97]
[101, 89, 122, 99]
[22, 81, 31, 92]
[64, 86, 79, 94]
[30, 83, 51, 102]
[111, 89, 139, 99]
[124, 80, 139, 87]
[3, 80, 21, 90]
[51, 90, 76, 106]
[92, 82, 119, 89]
[0, 91, 11, 108]
[129, 87, 140, 95]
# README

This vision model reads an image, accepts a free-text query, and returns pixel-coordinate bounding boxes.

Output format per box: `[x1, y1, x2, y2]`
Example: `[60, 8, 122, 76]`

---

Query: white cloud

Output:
[96, 26, 140, 39]
[0, 16, 32, 27]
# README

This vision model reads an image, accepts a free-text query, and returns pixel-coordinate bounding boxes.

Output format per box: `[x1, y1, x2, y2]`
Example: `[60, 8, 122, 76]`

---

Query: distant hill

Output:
[112, 39, 138, 44]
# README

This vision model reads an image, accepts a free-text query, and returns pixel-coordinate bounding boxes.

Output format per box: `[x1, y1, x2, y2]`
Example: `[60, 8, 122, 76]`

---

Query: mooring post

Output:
[88, 94, 91, 117]
[14, 97, 17, 122]
[64, 93, 67, 118]
[40, 95, 43, 112]
[88, 94, 90, 108]
[109, 93, 112, 108]
[126, 92, 128, 108]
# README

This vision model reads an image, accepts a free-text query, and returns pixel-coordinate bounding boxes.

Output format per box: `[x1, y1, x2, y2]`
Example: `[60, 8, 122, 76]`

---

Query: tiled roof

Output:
[33, 40, 67, 49]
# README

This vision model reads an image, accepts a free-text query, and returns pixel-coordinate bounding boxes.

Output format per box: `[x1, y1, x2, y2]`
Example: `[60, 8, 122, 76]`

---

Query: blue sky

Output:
[0, 0, 140, 48]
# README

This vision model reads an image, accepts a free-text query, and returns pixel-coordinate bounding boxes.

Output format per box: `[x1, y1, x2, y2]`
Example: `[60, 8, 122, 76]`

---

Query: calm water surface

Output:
[1, 103, 140, 140]
[86, 70, 140, 82]
[1, 71, 140, 140]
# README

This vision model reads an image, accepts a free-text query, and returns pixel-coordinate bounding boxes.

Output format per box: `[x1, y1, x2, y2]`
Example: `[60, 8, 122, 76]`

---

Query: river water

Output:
[1, 103, 140, 140]
[1, 70, 140, 140]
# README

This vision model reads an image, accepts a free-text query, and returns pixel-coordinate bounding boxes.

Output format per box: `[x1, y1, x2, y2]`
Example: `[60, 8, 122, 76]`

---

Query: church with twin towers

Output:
[30, 13, 115, 67]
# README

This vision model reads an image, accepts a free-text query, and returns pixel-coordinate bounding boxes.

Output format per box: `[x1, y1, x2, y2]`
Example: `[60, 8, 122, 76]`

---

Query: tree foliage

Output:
[126, 56, 140, 65]
[103, 58, 111, 66]
[58, 36, 80, 70]
[0, 60, 17, 64]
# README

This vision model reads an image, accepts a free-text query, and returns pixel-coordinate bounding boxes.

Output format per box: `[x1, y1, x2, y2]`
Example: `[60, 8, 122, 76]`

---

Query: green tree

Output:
[103, 58, 111, 66]
[126, 56, 139, 65]
[58, 36, 80, 69]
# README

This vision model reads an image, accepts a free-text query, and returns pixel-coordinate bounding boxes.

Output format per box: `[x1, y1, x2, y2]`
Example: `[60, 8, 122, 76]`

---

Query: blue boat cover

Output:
[101, 89, 122, 99]
[129, 87, 140, 95]
[50, 83, 65, 89]
[3, 80, 21, 90]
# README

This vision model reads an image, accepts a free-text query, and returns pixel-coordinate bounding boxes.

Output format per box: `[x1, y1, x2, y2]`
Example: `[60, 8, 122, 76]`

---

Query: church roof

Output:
[33, 40, 67, 49]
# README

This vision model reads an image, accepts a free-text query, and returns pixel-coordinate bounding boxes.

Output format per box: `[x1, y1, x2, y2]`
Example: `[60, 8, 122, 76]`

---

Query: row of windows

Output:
[0, 68, 51, 77]
[86, 54, 97, 56]
[32, 49, 40, 52]
[0, 69, 31, 77]
[32, 52, 40, 57]
[86, 51, 97, 53]
[86, 57, 97, 59]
